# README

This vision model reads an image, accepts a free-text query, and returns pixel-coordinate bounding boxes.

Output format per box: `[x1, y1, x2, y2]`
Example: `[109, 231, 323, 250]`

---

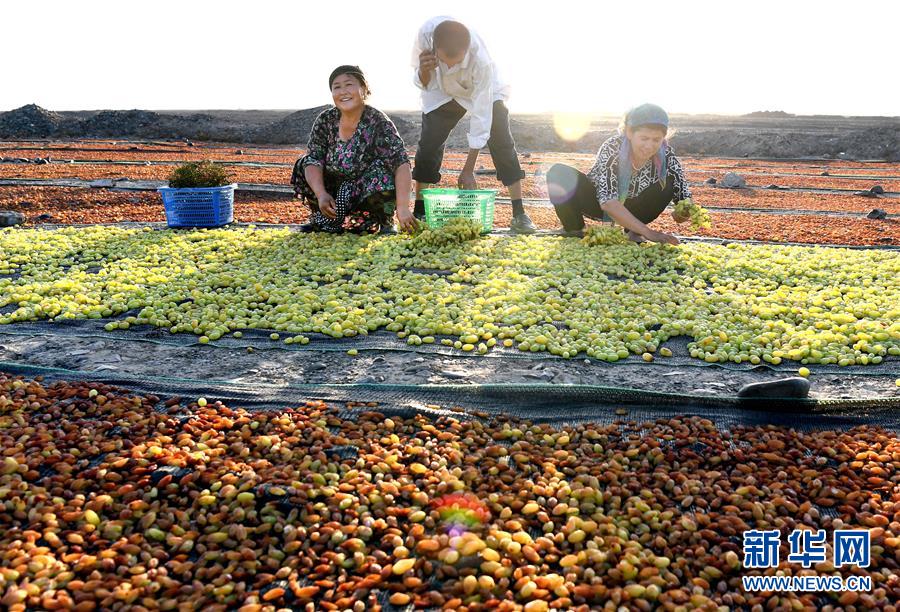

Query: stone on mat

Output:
[720, 173, 747, 189]
[0, 211, 25, 227]
[737, 377, 810, 399]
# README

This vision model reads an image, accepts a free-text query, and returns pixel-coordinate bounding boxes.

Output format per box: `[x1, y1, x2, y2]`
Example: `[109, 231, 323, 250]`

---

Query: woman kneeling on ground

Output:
[547, 103, 691, 244]
[291, 65, 417, 234]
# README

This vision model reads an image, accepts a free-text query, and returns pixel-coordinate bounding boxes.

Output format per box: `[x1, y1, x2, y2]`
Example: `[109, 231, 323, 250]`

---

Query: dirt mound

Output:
[744, 110, 796, 118]
[69, 109, 165, 137]
[669, 127, 900, 161]
[385, 114, 418, 144]
[0, 106, 248, 142]
[1, 104, 898, 160]
[64, 110, 244, 141]
[0, 104, 65, 138]
[251, 106, 333, 145]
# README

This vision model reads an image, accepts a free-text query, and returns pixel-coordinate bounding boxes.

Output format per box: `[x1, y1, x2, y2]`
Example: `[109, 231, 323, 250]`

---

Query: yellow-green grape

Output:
[675, 198, 712, 231]
[411, 218, 483, 248]
[581, 226, 629, 246]
[0, 225, 897, 369]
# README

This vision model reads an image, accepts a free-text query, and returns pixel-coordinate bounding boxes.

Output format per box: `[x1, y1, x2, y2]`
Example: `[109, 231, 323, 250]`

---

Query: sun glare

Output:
[552, 112, 593, 142]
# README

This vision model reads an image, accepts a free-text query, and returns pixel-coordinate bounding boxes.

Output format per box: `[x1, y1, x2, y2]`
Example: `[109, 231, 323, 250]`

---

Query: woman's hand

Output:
[393, 163, 415, 231]
[396, 206, 418, 233]
[645, 229, 680, 245]
[316, 192, 337, 219]
[601, 199, 676, 244]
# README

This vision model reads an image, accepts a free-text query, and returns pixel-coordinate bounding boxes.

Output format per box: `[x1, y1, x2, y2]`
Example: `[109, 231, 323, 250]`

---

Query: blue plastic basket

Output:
[158, 184, 236, 228]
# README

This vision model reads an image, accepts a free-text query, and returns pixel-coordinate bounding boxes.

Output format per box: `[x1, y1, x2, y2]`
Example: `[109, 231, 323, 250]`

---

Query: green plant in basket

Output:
[167, 161, 232, 189]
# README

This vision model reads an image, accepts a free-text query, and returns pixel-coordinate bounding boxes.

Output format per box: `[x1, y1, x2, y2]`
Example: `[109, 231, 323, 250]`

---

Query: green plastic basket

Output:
[421, 188, 496, 233]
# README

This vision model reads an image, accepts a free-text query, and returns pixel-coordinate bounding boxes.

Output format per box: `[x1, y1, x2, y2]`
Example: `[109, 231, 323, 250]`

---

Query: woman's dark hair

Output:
[433, 20, 470, 57]
[329, 65, 370, 95]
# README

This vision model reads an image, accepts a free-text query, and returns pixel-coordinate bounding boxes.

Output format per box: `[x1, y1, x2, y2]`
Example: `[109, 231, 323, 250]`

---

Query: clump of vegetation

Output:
[167, 161, 231, 188]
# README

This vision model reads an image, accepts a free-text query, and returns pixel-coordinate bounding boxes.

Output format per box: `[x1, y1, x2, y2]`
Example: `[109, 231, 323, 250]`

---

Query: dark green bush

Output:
[167, 161, 231, 188]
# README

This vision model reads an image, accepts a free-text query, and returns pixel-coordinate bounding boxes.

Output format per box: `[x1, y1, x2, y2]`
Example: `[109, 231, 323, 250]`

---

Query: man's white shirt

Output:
[411, 16, 511, 150]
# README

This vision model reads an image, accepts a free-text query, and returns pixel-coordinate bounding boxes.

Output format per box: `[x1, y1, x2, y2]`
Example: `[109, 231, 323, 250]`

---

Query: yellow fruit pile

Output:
[411, 217, 483, 247]
[1, 225, 898, 366]
[581, 226, 629, 246]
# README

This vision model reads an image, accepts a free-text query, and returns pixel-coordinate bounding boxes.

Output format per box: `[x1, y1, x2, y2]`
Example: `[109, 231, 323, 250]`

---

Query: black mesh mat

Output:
[3, 224, 898, 385]
[2, 362, 898, 431]
[1, 317, 898, 379]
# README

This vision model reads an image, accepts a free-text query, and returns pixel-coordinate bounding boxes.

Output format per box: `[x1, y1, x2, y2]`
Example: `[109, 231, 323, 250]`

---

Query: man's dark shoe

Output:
[560, 228, 584, 238]
[510, 213, 537, 234]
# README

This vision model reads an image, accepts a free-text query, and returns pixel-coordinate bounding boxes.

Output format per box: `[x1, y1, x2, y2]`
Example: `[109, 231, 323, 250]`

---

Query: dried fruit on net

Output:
[1, 226, 899, 366]
[581, 226, 629, 246]
[674, 198, 712, 231]
[0, 374, 897, 611]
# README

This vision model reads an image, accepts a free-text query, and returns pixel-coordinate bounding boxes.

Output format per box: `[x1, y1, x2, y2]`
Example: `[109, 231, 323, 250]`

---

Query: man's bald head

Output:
[433, 20, 470, 62]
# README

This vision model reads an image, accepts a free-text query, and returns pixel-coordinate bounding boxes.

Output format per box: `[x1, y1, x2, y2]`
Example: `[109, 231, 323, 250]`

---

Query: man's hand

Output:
[646, 230, 680, 245]
[457, 170, 477, 190]
[418, 50, 438, 87]
[316, 192, 337, 219]
[396, 206, 419, 232]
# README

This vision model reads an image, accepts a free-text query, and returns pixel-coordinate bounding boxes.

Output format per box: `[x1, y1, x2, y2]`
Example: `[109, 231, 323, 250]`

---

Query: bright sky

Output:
[4, 0, 897, 117]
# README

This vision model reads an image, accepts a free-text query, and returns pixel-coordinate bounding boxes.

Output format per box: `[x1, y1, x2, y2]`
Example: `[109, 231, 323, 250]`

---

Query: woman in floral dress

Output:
[291, 65, 417, 233]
